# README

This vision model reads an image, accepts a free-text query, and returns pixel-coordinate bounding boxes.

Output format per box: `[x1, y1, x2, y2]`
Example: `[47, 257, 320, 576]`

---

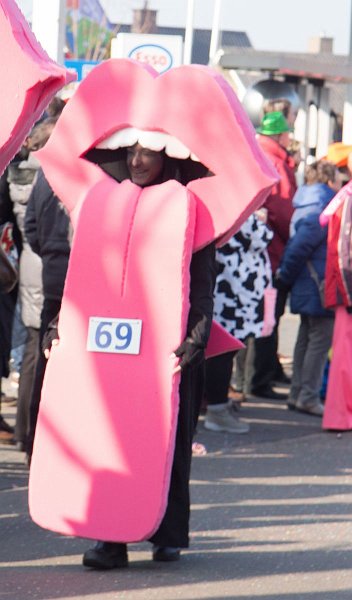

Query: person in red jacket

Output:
[249, 111, 297, 399]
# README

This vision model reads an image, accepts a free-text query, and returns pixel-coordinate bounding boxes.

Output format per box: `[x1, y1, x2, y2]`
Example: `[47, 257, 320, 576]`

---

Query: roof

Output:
[218, 48, 352, 83]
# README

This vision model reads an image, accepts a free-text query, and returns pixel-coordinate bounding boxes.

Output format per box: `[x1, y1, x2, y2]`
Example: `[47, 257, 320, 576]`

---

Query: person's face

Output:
[286, 107, 298, 128]
[278, 131, 290, 149]
[347, 152, 352, 178]
[329, 171, 343, 193]
[126, 143, 164, 187]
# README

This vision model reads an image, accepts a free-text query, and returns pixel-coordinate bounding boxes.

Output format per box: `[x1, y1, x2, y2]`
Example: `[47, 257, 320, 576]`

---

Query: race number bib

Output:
[87, 317, 142, 354]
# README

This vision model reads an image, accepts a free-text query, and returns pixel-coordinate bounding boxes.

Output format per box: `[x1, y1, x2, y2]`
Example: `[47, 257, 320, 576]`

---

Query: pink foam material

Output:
[323, 306, 352, 430]
[29, 178, 196, 540]
[29, 59, 278, 541]
[0, 0, 76, 176]
[206, 320, 245, 358]
[36, 59, 278, 243]
[320, 180, 352, 226]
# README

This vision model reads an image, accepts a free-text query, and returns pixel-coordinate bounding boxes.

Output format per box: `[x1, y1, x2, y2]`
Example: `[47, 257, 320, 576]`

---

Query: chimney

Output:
[132, 3, 157, 34]
[308, 36, 334, 54]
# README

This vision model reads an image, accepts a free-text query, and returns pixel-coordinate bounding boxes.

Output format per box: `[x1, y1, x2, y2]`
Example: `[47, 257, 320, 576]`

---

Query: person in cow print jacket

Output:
[204, 212, 273, 433]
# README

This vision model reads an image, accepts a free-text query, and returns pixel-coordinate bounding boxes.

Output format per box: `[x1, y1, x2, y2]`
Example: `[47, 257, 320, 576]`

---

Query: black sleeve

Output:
[24, 182, 40, 255]
[24, 169, 50, 256]
[0, 169, 22, 253]
[186, 242, 217, 348]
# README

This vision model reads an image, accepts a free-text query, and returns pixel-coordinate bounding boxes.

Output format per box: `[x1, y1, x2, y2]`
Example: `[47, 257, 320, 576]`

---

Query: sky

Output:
[16, 0, 352, 56]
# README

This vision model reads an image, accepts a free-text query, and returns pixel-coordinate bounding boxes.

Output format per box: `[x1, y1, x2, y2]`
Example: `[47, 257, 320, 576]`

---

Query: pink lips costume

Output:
[28, 58, 278, 541]
[0, 0, 75, 176]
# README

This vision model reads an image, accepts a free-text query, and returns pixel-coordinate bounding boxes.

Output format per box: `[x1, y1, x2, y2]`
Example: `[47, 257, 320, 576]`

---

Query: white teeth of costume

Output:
[138, 130, 169, 151]
[164, 136, 190, 159]
[96, 127, 140, 149]
[96, 127, 200, 161]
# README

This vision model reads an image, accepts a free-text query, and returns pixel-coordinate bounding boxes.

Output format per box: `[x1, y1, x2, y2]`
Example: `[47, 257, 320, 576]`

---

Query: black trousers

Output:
[250, 288, 288, 392]
[15, 327, 39, 447]
[205, 351, 236, 405]
[0, 289, 17, 381]
[149, 361, 205, 548]
[27, 298, 62, 456]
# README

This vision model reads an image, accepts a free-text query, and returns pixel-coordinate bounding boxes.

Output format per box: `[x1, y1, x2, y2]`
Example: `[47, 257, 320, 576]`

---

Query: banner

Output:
[66, 0, 114, 59]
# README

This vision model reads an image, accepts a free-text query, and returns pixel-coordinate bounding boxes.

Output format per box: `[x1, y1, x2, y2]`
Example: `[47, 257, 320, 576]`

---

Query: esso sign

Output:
[128, 44, 173, 73]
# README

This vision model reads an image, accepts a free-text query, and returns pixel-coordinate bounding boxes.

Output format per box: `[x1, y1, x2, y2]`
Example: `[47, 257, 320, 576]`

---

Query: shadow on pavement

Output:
[1, 396, 352, 599]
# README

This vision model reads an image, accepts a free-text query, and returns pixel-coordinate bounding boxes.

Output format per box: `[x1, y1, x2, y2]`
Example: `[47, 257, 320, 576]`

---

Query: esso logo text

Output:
[128, 44, 173, 73]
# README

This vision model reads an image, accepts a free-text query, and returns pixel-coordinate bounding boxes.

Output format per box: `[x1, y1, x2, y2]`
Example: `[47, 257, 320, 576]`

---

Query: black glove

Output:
[273, 270, 291, 293]
[173, 337, 205, 371]
[42, 314, 60, 356]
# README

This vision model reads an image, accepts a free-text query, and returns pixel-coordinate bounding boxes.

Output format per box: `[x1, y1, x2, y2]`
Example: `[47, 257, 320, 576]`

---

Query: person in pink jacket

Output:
[321, 176, 352, 430]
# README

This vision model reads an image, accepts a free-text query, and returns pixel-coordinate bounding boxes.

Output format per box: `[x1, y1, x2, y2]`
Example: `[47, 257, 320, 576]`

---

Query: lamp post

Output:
[184, 0, 223, 65]
[184, 0, 195, 64]
[31, 0, 66, 64]
[342, 0, 352, 143]
[209, 0, 222, 63]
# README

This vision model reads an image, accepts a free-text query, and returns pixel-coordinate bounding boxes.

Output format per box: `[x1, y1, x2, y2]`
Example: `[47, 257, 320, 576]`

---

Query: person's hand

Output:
[273, 270, 291, 293]
[171, 337, 205, 374]
[42, 318, 59, 359]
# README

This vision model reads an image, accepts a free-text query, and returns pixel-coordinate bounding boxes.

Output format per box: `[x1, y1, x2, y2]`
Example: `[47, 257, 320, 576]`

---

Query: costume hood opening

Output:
[84, 146, 210, 186]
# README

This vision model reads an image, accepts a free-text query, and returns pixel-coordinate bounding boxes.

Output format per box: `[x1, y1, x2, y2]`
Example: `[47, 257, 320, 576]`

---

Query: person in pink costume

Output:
[321, 178, 352, 430]
[27, 59, 278, 568]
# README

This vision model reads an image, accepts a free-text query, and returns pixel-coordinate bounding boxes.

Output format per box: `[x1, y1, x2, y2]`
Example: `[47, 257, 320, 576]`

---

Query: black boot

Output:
[152, 545, 181, 562]
[83, 541, 128, 570]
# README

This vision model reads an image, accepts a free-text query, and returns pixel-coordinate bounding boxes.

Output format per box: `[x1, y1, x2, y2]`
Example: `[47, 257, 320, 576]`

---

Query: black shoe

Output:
[152, 546, 181, 562]
[252, 387, 288, 400]
[0, 416, 14, 434]
[83, 541, 128, 569]
[273, 372, 291, 385]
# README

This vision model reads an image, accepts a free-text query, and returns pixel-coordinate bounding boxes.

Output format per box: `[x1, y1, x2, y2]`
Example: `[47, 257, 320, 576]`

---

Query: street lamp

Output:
[184, 0, 195, 64]
[31, 0, 66, 63]
[209, 0, 222, 63]
[183, 0, 223, 65]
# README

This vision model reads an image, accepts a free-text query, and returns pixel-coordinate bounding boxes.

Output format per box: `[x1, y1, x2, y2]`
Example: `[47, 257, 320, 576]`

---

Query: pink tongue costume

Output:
[27, 59, 278, 541]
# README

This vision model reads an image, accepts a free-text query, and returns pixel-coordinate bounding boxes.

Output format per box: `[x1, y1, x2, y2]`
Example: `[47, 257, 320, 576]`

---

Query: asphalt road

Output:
[1, 313, 352, 600]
